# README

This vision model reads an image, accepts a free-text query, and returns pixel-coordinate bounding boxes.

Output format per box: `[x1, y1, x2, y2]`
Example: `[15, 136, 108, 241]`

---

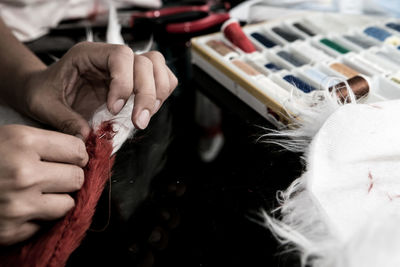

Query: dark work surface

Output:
[67, 58, 303, 267]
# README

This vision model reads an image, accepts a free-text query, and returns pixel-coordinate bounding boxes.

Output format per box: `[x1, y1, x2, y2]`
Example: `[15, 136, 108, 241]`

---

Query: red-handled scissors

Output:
[129, 1, 231, 34]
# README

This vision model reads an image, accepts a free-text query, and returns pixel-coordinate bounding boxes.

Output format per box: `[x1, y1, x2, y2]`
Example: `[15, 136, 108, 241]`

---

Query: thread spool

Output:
[386, 23, 400, 33]
[364, 26, 400, 46]
[221, 19, 256, 53]
[376, 51, 400, 67]
[293, 44, 332, 62]
[303, 68, 330, 86]
[330, 63, 359, 78]
[277, 51, 307, 67]
[272, 26, 300, 42]
[264, 62, 282, 72]
[232, 59, 260, 76]
[206, 40, 238, 59]
[343, 35, 374, 49]
[329, 75, 370, 102]
[391, 76, 400, 85]
[320, 38, 350, 54]
[283, 74, 316, 93]
[293, 23, 315, 37]
[365, 26, 392, 41]
[251, 32, 276, 48]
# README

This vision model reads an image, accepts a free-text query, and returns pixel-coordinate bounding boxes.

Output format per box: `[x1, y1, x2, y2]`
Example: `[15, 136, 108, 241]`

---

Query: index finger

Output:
[68, 42, 134, 115]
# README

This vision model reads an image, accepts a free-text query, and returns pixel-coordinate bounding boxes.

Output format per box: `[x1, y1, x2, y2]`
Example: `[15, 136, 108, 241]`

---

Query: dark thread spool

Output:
[251, 32, 276, 48]
[265, 62, 282, 72]
[329, 75, 370, 103]
[387, 22, 400, 33]
[272, 26, 300, 42]
[277, 51, 307, 67]
[293, 23, 315, 36]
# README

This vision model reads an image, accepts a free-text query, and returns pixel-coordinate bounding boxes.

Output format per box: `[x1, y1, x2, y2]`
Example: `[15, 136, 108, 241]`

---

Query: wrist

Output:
[17, 68, 47, 117]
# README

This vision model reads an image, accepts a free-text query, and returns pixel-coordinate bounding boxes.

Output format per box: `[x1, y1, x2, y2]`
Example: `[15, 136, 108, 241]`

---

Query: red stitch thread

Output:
[367, 171, 374, 193]
[368, 104, 383, 109]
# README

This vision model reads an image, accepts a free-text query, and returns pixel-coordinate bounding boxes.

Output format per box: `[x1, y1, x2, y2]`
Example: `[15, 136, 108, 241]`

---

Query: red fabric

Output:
[0, 121, 115, 267]
[223, 20, 256, 53]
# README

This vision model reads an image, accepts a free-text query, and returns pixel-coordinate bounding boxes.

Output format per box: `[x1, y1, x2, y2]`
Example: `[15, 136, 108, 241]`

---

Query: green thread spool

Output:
[320, 38, 350, 54]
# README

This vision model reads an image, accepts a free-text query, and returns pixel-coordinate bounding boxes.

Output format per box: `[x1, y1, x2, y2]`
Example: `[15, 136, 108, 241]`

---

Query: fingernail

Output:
[112, 99, 125, 114]
[136, 109, 150, 129]
[154, 99, 161, 112]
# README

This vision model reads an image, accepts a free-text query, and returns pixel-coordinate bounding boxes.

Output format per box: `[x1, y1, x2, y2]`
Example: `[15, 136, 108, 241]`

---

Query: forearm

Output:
[0, 18, 46, 112]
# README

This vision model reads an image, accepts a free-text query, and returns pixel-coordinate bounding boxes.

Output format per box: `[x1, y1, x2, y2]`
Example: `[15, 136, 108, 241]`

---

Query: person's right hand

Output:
[0, 124, 88, 246]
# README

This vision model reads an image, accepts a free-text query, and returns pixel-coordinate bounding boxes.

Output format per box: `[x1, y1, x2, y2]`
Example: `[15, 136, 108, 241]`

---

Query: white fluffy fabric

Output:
[90, 96, 136, 155]
[263, 89, 400, 266]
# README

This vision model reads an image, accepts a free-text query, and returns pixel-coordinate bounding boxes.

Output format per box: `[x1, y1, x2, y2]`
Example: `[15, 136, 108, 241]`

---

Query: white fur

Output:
[90, 95, 136, 155]
[261, 85, 346, 153]
[260, 86, 348, 267]
[261, 83, 400, 266]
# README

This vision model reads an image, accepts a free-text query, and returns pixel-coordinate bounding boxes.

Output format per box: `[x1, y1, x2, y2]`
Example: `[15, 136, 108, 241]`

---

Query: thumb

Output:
[43, 100, 91, 140]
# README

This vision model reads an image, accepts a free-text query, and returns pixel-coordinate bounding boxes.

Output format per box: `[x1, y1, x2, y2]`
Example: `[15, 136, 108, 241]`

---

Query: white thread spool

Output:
[336, 0, 364, 14]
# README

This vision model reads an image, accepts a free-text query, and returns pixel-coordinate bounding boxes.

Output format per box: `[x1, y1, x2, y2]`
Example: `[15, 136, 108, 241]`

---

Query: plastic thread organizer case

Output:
[191, 12, 400, 127]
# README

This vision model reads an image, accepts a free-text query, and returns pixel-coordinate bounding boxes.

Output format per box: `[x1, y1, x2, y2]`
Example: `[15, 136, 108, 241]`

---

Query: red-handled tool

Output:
[129, 1, 231, 34]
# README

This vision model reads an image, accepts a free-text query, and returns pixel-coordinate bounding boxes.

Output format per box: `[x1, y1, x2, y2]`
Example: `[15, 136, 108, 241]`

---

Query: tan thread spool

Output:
[232, 59, 261, 76]
[206, 40, 237, 57]
[330, 63, 359, 78]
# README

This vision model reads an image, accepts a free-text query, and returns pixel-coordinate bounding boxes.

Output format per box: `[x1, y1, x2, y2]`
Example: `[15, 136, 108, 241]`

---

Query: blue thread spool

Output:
[386, 23, 400, 33]
[251, 32, 276, 48]
[364, 26, 392, 42]
[283, 75, 316, 93]
[277, 51, 306, 67]
[264, 63, 282, 72]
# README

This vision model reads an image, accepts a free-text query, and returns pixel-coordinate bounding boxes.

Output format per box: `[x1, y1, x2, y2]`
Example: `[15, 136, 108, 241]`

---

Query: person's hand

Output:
[0, 125, 88, 246]
[23, 42, 178, 139]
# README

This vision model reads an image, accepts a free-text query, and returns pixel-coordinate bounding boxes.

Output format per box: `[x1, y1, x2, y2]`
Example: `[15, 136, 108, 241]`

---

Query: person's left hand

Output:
[23, 42, 178, 139]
